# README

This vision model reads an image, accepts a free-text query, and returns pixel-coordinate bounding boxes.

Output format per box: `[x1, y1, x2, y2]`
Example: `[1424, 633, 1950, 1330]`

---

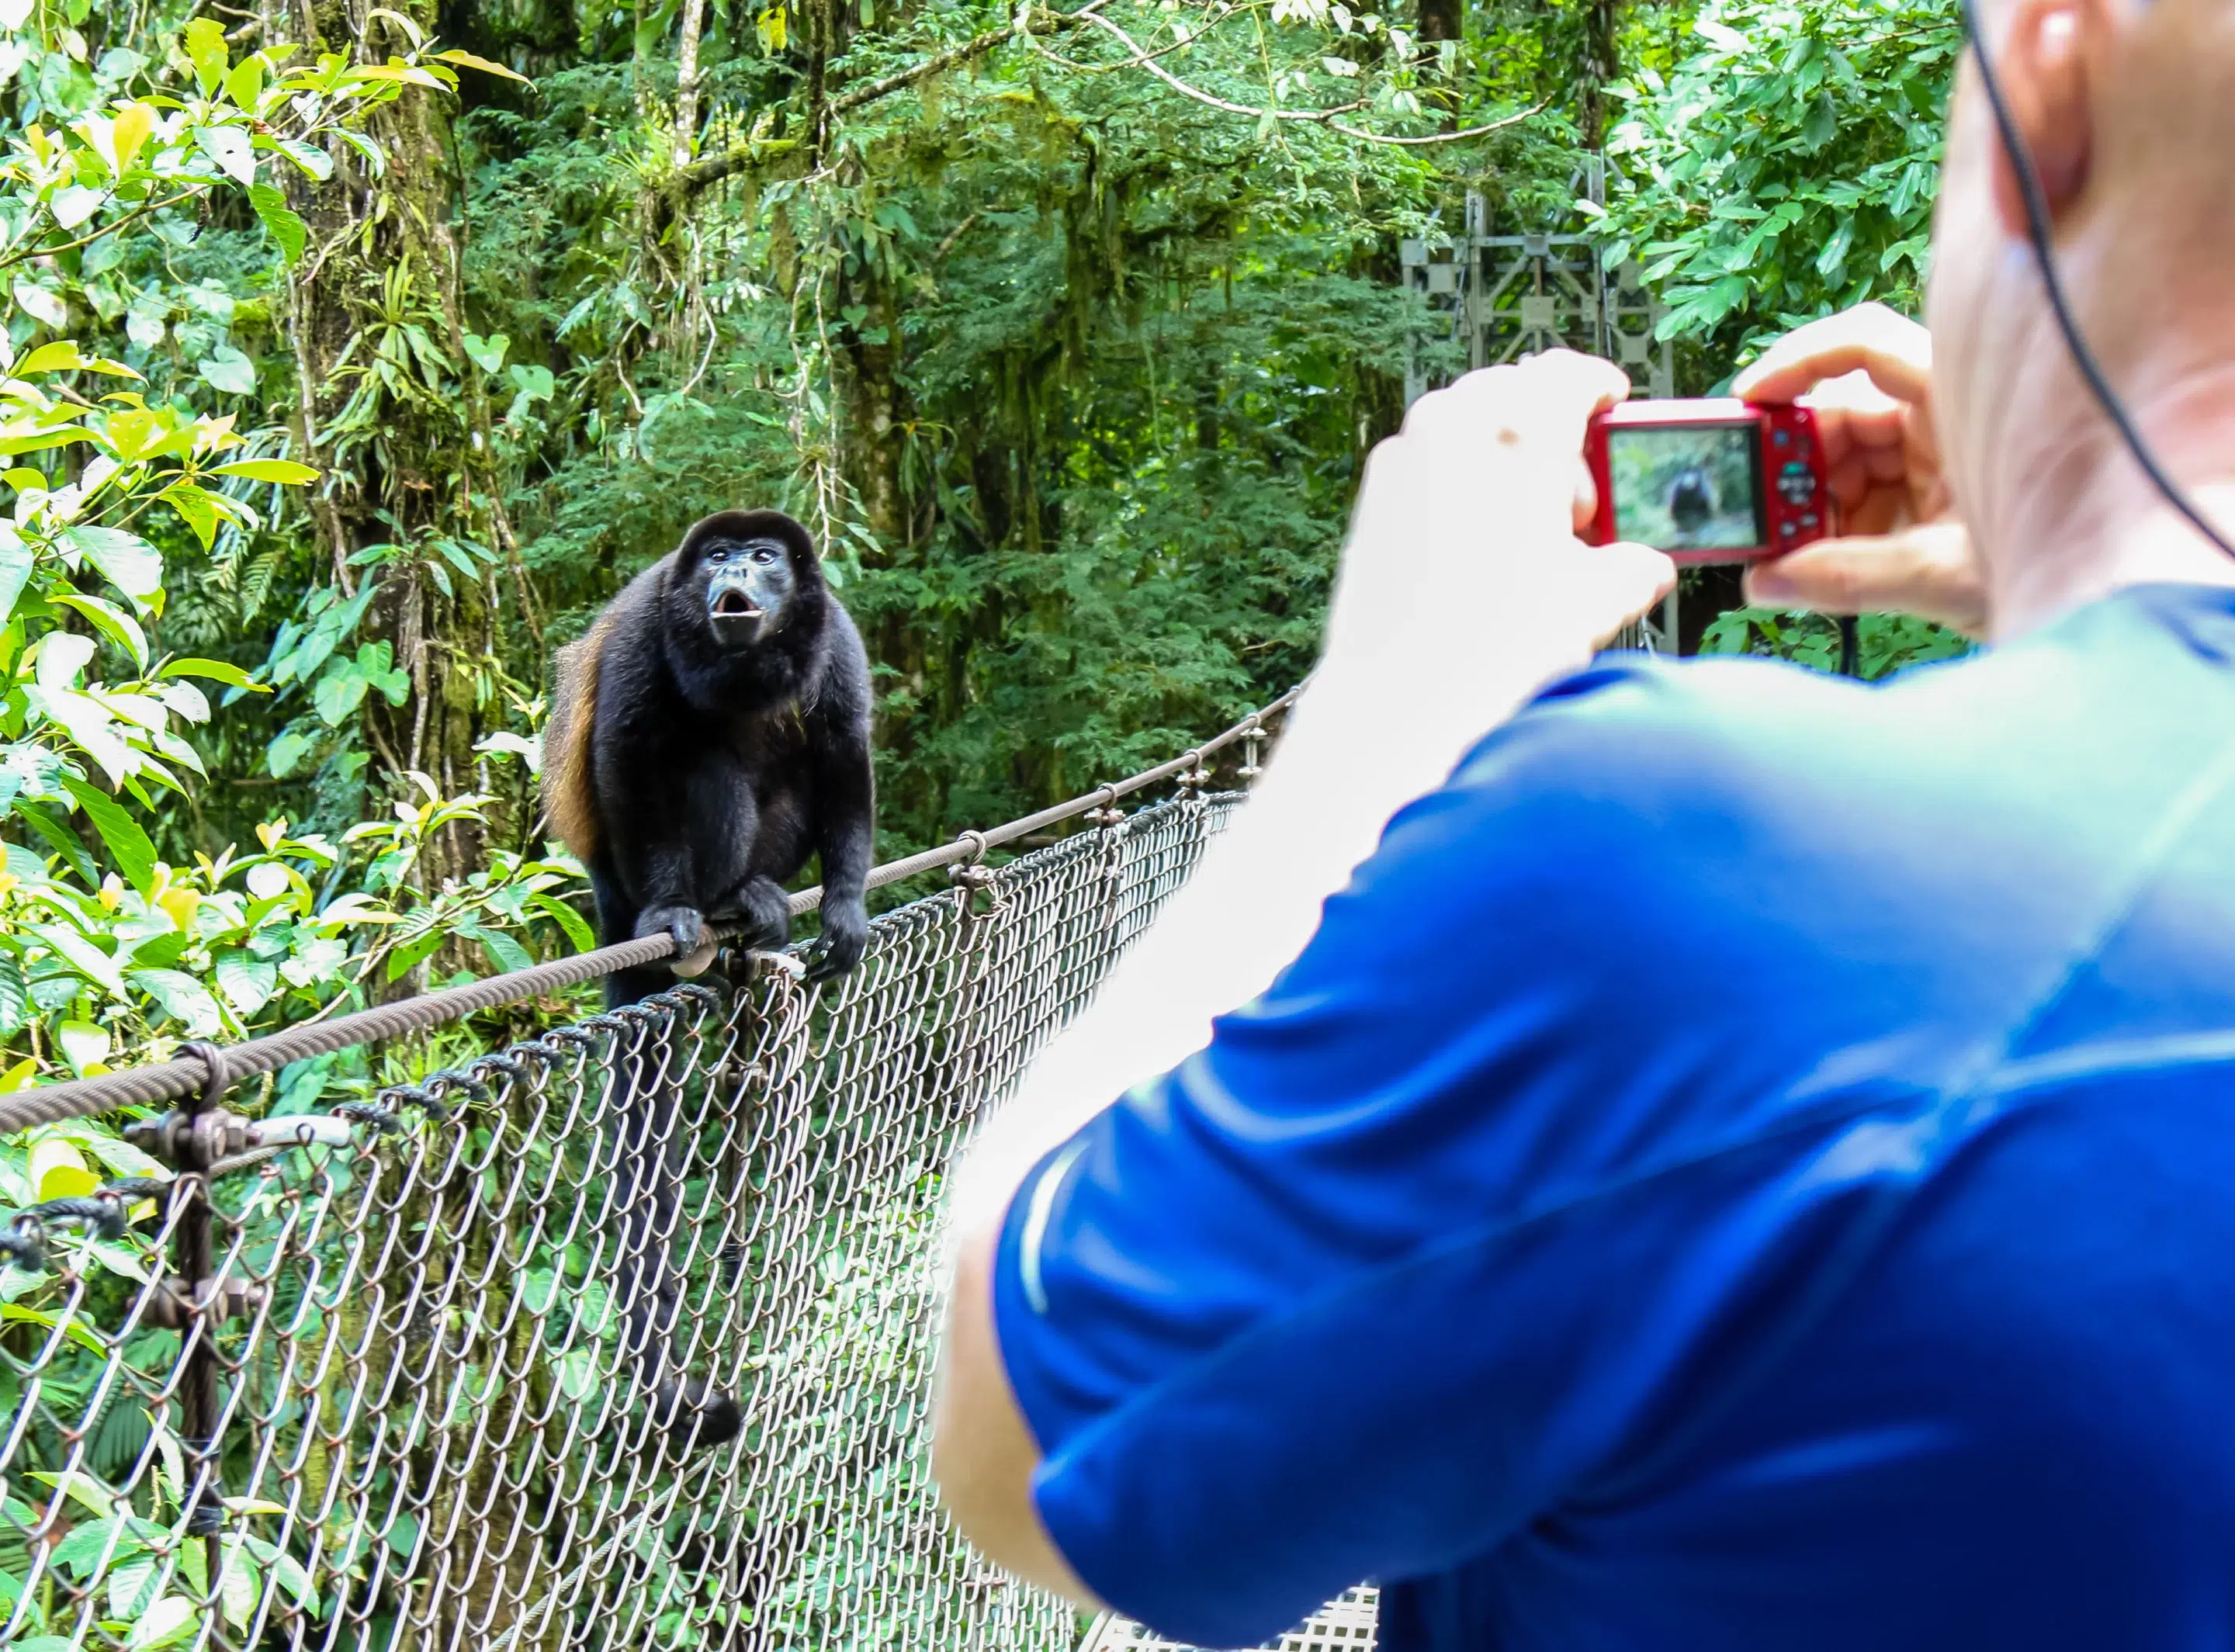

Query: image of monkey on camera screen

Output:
[1608, 425, 1762, 551]
[541, 507, 875, 1448]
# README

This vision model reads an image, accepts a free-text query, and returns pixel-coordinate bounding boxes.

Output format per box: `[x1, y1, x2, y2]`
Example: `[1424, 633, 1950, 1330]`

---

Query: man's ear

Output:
[1987, 0, 2106, 234]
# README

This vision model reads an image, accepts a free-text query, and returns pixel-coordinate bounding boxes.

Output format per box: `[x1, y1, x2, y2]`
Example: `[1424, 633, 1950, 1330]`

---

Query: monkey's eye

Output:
[708, 549, 728, 563]
[752, 547, 778, 565]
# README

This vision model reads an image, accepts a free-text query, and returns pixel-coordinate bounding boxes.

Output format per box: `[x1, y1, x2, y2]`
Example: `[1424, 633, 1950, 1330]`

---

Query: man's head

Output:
[1928, 0, 2235, 605]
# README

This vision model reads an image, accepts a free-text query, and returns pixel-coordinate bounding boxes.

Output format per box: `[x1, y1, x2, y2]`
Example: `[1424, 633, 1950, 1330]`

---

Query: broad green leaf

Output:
[65, 525, 164, 604]
[0, 526, 32, 624]
[211, 457, 318, 484]
[224, 51, 265, 109]
[461, 331, 508, 373]
[127, 968, 224, 1037]
[47, 185, 104, 230]
[161, 656, 265, 689]
[0, 954, 27, 1037]
[248, 182, 307, 265]
[126, 1593, 196, 1650]
[12, 279, 67, 329]
[184, 17, 229, 92]
[23, 1465, 117, 1513]
[213, 952, 279, 1015]
[55, 1020, 112, 1076]
[193, 123, 255, 186]
[266, 728, 313, 779]
[16, 338, 85, 375]
[158, 481, 224, 548]
[466, 924, 533, 974]
[275, 137, 334, 180]
[313, 667, 368, 727]
[50, 592, 149, 668]
[60, 774, 157, 893]
[196, 345, 257, 397]
[36, 631, 96, 689]
[29, 1134, 95, 1200]
[432, 47, 530, 81]
[111, 102, 156, 170]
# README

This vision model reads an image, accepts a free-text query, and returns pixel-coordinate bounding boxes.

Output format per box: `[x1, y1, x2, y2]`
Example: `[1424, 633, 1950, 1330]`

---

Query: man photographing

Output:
[934, 0, 2235, 1643]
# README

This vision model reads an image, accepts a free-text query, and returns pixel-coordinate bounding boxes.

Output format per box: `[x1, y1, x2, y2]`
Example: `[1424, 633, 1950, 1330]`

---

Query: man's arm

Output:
[932, 351, 1675, 1590]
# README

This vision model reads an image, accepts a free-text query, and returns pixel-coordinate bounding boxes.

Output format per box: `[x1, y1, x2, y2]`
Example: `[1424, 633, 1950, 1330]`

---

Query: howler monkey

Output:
[541, 509, 874, 1449]
[543, 508, 875, 995]
[1668, 463, 1717, 539]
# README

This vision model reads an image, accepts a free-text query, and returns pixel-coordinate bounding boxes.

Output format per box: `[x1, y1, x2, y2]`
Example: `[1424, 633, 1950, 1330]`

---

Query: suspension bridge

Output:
[0, 687, 1391, 1652]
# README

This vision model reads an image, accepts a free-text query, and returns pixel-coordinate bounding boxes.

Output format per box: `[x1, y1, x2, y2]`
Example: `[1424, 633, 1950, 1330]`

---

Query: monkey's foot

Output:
[651, 1377, 743, 1453]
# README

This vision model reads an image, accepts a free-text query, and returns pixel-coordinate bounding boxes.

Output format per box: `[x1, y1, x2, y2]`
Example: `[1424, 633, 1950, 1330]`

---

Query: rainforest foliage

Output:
[0, 0, 1958, 1097]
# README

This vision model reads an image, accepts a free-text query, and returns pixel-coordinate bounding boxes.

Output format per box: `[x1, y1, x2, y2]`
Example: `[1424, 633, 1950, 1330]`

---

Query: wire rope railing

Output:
[0, 687, 1344, 1652]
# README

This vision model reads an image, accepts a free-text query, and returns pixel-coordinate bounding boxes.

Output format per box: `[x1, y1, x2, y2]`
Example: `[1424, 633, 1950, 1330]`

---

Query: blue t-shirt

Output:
[993, 583, 2235, 1652]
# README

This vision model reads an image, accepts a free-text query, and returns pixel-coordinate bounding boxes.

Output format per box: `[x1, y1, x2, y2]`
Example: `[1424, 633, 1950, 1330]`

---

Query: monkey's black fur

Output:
[576, 508, 874, 1003]
[1667, 463, 1717, 539]
[549, 508, 874, 1453]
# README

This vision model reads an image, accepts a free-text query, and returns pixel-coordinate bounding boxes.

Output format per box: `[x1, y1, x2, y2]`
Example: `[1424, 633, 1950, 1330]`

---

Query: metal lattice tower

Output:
[1397, 163, 1679, 653]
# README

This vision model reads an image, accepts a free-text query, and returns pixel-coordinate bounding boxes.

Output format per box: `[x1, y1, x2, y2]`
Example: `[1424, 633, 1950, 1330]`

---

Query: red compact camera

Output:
[1581, 399, 1835, 565]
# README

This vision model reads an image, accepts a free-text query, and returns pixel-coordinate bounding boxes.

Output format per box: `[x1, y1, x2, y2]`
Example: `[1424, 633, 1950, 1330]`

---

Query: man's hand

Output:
[1318, 351, 1675, 756]
[1733, 304, 1988, 635]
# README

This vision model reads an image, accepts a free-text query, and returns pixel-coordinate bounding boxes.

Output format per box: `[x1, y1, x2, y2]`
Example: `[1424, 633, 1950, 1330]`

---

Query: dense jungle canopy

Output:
[0, 0, 1959, 1092]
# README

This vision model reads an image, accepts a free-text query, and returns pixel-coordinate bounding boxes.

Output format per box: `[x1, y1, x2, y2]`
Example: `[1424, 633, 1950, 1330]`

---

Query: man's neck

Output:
[1983, 366, 2235, 642]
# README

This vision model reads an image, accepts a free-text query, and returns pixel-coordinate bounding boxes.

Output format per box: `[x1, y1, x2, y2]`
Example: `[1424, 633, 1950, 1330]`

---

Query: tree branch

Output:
[677, 1, 1110, 194]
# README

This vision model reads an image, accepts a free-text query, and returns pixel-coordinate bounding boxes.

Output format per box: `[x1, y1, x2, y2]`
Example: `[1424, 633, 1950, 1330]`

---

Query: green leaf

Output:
[65, 525, 164, 604]
[56, 1020, 112, 1075]
[17, 803, 98, 885]
[224, 51, 265, 110]
[532, 892, 594, 951]
[127, 969, 224, 1037]
[431, 47, 532, 82]
[275, 137, 334, 180]
[161, 656, 265, 690]
[158, 482, 224, 549]
[213, 953, 278, 1015]
[210, 457, 318, 484]
[183, 17, 230, 94]
[196, 345, 257, 397]
[265, 729, 312, 779]
[12, 279, 67, 330]
[248, 183, 307, 265]
[384, 928, 445, 982]
[463, 923, 532, 974]
[60, 774, 157, 894]
[126, 1594, 196, 1650]
[0, 954, 28, 1037]
[0, 526, 33, 624]
[193, 122, 256, 186]
[461, 331, 508, 374]
[313, 667, 368, 728]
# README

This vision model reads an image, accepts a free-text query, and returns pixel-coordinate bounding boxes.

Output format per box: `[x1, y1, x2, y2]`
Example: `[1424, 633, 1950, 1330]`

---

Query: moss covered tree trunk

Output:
[270, 0, 515, 914]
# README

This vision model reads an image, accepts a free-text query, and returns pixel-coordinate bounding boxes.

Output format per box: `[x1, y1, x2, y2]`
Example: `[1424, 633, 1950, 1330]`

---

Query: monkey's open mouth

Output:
[710, 591, 763, 620]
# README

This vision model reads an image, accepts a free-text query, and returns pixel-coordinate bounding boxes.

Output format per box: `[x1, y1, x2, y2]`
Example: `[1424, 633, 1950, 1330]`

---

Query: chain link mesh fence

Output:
[2, 764, 1375, 1652]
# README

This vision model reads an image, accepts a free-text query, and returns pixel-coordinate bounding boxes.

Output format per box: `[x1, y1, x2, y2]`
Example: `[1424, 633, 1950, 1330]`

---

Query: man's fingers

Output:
[1743, 521, 1985, 634]
[1563, 539, 1678, 648]
[1408, 348, 1633, 446]
[1732, 303, 1933, 410]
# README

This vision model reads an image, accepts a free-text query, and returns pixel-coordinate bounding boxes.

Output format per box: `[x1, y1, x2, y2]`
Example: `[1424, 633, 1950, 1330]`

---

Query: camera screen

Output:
[1606, 423, 1765, 551]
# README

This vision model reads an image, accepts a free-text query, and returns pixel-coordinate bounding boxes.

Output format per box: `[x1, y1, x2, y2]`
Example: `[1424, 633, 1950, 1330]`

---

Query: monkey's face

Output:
[699, 535, 797, 650]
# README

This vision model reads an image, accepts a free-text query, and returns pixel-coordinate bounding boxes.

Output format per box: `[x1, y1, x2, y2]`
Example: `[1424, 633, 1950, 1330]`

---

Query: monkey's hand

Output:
[637, 906, 717, 978]
[803, 896, 868, 985]
[711, 875, 792, 954]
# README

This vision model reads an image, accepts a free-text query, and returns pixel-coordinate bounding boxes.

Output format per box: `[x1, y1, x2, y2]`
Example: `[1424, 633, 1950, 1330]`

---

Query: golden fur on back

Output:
[541, 608, 617, 863]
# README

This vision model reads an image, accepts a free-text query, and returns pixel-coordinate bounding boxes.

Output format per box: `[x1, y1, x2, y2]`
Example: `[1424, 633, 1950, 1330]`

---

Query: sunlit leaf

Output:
[248, 182, 307, 265]
[432, 47, 531, 82]
[60, 774, 157, 894]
